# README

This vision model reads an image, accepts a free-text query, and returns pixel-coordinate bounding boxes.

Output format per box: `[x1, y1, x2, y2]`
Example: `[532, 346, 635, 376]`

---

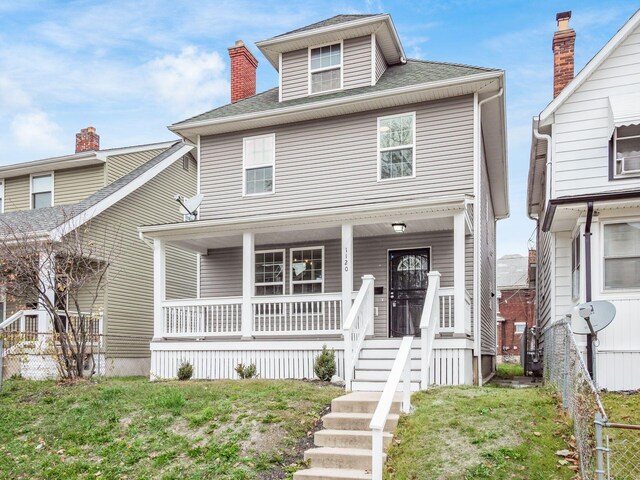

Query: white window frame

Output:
[613, 126, 640, 178]
[514, 322, 526, 334]
[30, 172, 54, 209]
[601, 218, 640, 293]
[571, 230, 581, 301]
[242, 133, 276, 197]
[376, 111, 417, 182]
[308, 40, 343, 96]
[0, 179, 4, 213]
[290, 246, 325, 294]
[254, 249, 286, 296]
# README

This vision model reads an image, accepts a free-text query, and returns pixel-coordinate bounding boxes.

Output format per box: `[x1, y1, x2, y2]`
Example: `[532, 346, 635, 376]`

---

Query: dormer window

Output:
[309, 43, 342, 94]
[31, 173, 53, 209]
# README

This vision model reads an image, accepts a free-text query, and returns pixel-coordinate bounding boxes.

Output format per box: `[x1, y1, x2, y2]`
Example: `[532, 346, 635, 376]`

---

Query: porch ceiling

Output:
[547, 198, 640, 232]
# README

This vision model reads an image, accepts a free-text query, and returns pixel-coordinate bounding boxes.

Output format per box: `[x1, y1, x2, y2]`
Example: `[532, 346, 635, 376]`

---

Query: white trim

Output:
[540, 9, 640, 126]
[613, 127, 640, 178]
[370, 33, 376, 86]
[254, 248, 286, 295]
[514, 322, 526, 334]
[278, 53, 283, 103]
[473, 92, 481, 383]
[153, 239, 166, 339]
[242, 133, 276, 197]
[376, 111, 416, 181]
[95, 141, 176, 160]
[0, 178, 4, 214]
[50, 143, 194, 241]
[308, 40, 344, 96]
[196, 134, 201, 195]
[29, 171, 54, 209]
[290, 245, 325, 294]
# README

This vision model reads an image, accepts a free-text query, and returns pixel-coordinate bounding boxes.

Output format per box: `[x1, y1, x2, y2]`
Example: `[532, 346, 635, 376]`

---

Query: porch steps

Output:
[351, 339, 423, 392]
[293, 392, 401, 480]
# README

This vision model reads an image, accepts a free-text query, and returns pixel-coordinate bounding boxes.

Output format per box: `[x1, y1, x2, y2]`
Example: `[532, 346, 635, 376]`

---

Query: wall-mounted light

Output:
[392, 223, 406, 233]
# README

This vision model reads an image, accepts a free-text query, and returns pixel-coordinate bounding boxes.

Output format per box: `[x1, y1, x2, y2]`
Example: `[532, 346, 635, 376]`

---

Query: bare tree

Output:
[0, 210, 120, 380]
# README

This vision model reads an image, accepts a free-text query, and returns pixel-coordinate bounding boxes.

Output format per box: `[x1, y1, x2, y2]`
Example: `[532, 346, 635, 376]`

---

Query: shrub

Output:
[177, 362, 193, 381]
[314, 345, 336, 381]
[235, 363, 258, 379]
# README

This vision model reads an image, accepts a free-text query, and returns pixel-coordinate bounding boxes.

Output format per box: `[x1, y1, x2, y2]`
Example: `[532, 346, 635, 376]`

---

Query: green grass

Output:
[384, 386, 575, 479]
[602, 392, 640, 424]
[0, 377, 342, 479]
[495, 363, 524, 378]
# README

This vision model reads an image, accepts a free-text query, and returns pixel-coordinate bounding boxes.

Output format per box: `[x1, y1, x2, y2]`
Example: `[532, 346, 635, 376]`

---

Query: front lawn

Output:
[0, 377, 343, 479]
[385, 386, 575, 479]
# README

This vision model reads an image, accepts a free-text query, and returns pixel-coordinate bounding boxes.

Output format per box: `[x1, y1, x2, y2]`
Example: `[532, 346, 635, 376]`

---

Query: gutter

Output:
[532, 120, 552, 221]
[584, 202, 594, 377]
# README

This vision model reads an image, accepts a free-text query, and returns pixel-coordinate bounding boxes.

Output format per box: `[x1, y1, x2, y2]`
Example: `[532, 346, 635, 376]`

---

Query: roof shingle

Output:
[272, 14, 382, 39]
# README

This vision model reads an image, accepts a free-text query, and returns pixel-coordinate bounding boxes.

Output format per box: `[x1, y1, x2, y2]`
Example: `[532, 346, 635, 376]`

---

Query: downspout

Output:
[475, 87, 504, 386]
[584, 201, 594, 377]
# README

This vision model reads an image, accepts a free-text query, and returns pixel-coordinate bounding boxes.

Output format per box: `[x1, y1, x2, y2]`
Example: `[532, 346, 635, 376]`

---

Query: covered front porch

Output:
[140, 197, 476, 385]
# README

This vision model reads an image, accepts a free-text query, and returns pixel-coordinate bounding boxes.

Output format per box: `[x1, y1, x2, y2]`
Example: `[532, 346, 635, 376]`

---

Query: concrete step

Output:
[361, 338, 420, 348]
[331, 391, 401, 414]
[315, 429, 393, 449]
[356, 358, 423, 370]
[305, 447, 384, 471]
[351, 380, 421, 392]
[293, 467, 372, 480]
[358, 348, 421, 360]
[353, 369, 422, 382]
[322, 412, 399, 432]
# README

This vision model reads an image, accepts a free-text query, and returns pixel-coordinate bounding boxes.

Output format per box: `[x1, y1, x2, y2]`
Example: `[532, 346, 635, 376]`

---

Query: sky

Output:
[0, 0, 638, 256]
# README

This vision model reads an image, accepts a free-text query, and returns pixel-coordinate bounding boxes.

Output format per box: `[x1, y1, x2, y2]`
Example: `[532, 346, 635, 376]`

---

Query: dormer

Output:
[256, 14, 406, 102]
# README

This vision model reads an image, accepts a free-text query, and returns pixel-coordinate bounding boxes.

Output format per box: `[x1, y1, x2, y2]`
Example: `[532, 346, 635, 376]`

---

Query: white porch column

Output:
[38, 252, 55, 333]
[454, 212, 466, 335]
[341, 224, 353, 326]
[241, 232, 255, 340]
[153, 239, 166, 339]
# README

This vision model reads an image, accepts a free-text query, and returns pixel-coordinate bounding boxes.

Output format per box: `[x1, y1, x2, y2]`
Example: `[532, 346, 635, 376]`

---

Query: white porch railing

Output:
[0, 310, 40, 333]
[342, 275, 375, 391]
[436, 287, 472, 335]
[252, 294, 342, 335]
[370, 335, 413, 480]
[421, 271, 441, 387]
[163, 298, 243, 337]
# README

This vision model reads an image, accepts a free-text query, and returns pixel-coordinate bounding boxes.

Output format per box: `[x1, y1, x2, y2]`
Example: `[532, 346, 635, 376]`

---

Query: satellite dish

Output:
[175, 194, 203, 216]
[570, 301, 616, 335]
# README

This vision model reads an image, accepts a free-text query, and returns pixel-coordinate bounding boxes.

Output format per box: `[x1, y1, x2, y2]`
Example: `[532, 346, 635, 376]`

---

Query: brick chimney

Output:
[553, 11, 576, 98]
[75, 126, 100, 153]
[228, 40, 258, 103]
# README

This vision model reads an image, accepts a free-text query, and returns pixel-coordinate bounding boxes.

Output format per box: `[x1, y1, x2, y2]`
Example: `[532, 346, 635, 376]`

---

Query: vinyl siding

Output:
[3, 175, 30, 212]
[199, 231, 462, 338]
[54, 165, 106, 206]
[479, 146, 496, 355]
[106, 148, 167, 184]
[375, 39, 387, 83]
[281, 48, 308, 101]
[199, 95, 475, 219]
[343, 35, 372, 89]
[553, 25, 640, 196]
[536, 224, 553, 335]
[82, 154, 197, 356]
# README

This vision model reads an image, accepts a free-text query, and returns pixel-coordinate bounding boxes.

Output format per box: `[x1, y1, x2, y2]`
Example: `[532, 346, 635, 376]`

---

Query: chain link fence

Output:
[0, 331, 151, 389]
[543, 319, 640, 480]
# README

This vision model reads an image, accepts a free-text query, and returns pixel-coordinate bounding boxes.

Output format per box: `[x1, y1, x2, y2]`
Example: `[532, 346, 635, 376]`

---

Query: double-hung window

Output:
[309, 43, 341, 94]
[291, 247, 324, 294]
[255, 250, 285, 295]
[31, 174, 53, 209]
[603, 221, 640, 290]
[514, 322, 526, 334]
[613, 125, 640, 177]
[571, 233, 581, 300]
[378, 113, 416, 180]
[243, 134, 275, 195]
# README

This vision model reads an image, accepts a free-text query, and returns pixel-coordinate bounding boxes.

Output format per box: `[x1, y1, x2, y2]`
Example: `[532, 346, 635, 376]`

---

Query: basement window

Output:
[309, 43, 342, 94]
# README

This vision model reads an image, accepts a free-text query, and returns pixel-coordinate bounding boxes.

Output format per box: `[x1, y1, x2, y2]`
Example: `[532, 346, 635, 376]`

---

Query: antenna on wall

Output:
[175, 194, 203, 222]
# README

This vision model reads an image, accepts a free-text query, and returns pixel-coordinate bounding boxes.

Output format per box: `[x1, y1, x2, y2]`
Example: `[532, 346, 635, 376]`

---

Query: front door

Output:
[388, 248, 430, 337]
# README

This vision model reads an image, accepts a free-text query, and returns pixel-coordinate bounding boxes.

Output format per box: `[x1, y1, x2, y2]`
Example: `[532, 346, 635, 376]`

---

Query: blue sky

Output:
[0, 0, 638, 256]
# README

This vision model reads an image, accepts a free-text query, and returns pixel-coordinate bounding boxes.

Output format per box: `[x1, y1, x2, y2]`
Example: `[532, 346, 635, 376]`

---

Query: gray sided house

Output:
[140, 14, 508, 387]
[0, 128, 197, 377]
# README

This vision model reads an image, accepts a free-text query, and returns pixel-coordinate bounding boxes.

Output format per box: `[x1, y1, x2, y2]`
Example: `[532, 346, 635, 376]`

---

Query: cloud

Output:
[11, 111, 64, 154]
[147, 46, 229, 118]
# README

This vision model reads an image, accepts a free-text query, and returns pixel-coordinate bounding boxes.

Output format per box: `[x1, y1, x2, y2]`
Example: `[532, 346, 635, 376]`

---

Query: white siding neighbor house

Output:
[140, 14, 508, 389]
[528, 10, 640, 391]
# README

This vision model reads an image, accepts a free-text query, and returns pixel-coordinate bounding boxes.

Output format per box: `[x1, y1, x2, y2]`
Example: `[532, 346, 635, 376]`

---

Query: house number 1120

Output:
[344, 247, 349, 272]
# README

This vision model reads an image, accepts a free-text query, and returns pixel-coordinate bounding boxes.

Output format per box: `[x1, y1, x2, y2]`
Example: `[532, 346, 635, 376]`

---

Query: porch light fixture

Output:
[392, 223, 406, 233]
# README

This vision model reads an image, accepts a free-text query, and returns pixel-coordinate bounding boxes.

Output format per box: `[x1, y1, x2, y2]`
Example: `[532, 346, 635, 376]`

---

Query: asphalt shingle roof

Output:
[0, 142, 184, 236]
[272, 14, 382, 38]
[176, 59, 498, 126]
[497, 254, 530, 290]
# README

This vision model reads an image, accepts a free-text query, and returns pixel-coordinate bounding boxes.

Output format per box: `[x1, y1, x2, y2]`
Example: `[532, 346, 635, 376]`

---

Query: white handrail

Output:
[0, 310, 39, 331]
[420, 271, 441, 388]
[342, 274, 375, 390]
[369, 335, 414, 480]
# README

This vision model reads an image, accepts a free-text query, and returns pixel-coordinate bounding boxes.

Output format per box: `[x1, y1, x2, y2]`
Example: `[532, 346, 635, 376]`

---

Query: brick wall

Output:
[497, 288, 535, 359]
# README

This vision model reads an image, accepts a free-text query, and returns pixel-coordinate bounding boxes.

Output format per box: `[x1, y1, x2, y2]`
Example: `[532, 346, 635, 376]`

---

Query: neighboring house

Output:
[528, 10, 640, 390]
[140, 14, 508, 388]
[0, 127, 198, 376]
[496, 252, 536, 363]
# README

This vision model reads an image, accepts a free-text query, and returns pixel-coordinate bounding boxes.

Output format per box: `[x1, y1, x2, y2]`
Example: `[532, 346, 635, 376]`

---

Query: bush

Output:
[235, 363, 258, 379]
[177, 362, 193, 381]
[314, 345, 336, 381]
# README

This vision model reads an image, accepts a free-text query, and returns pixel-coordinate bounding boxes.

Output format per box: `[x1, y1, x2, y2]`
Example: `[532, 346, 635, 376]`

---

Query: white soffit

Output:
[608, 93, 640, 136]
